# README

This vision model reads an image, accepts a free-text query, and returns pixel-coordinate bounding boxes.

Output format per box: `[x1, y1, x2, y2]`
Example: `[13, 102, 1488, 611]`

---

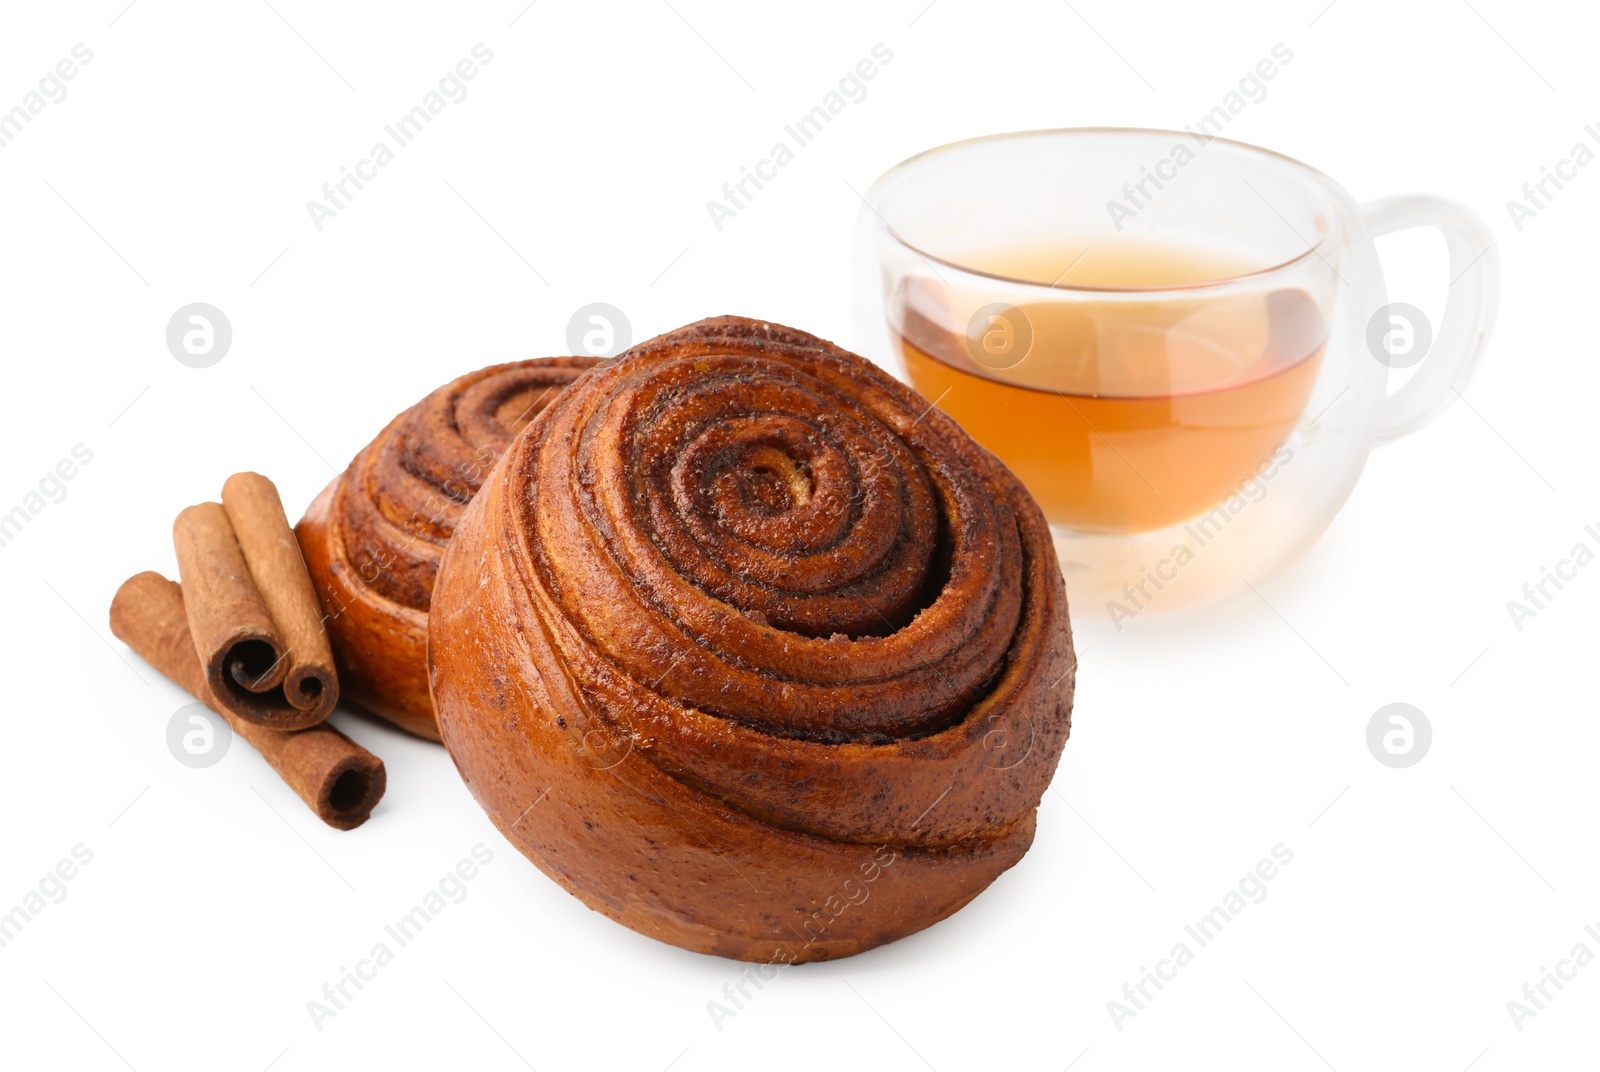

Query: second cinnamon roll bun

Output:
[296, 357, 599, 739]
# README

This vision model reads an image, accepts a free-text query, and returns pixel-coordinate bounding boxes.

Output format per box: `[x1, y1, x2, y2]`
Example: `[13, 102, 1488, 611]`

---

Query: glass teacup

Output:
[853, 128, 1498, 617]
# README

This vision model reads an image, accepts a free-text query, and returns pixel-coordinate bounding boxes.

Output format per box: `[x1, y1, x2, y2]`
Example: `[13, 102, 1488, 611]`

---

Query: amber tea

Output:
[897, 237, 1326, 533]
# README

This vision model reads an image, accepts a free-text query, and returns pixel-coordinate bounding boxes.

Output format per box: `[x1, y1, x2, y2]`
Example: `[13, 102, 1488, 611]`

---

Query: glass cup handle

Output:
[1359, 195, 1500, 442]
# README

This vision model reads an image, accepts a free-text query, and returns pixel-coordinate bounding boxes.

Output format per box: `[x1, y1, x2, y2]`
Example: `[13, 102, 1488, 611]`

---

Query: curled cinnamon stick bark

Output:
[172, 494, 331, 730]
[173, 501, 285, 695]
[221, 472, 337, 717]
[110, 572, 385, 830]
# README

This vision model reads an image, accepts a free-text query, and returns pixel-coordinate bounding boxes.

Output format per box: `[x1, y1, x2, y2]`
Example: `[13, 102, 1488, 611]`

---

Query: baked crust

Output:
[430, 316, 1076, 960]
[296, 357, 600, 739]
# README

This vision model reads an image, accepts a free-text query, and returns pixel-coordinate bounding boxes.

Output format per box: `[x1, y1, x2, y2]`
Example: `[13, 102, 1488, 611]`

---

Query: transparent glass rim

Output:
[866, 126, 1342, 294]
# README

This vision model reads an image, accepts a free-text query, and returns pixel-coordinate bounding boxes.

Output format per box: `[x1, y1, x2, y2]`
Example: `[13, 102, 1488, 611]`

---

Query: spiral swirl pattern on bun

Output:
[296, 357, 599, 739]
[430, 317, 1075, 960]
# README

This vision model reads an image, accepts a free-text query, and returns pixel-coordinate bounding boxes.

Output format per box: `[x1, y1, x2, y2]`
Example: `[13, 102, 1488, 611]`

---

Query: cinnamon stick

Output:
[172, 501, 321, 729]
[221, 472, 337, 717]
[110, 572, 385, 830]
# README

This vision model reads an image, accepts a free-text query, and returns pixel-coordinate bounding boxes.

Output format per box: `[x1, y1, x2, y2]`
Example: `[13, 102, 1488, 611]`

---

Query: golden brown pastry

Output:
[429, 316, 1076, 961]
[296, 357, 599, 739]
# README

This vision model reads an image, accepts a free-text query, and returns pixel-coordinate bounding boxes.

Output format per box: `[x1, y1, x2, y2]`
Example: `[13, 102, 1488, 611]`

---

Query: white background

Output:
[0, 1, 1594, 1069]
